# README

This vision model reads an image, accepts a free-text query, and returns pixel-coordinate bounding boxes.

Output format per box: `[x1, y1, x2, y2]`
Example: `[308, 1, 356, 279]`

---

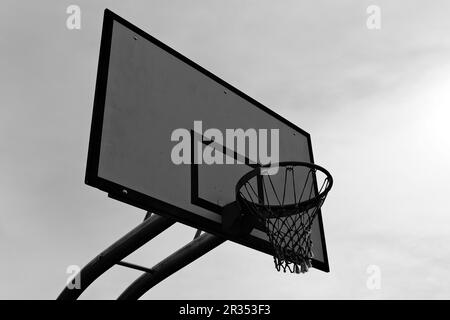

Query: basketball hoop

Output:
[236, 162, 333, 273]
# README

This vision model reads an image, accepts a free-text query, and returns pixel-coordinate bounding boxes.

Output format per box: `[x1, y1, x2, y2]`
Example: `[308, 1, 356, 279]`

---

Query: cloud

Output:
[2, 0, 450, 299]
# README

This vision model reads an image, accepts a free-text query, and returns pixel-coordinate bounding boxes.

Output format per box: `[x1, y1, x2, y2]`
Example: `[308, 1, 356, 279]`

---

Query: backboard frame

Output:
[85, 9, 329, 272]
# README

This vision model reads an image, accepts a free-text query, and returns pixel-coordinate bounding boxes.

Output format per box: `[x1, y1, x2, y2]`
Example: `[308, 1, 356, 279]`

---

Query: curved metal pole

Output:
[57, 214, 175, 300]
[118, 233, 225, 300]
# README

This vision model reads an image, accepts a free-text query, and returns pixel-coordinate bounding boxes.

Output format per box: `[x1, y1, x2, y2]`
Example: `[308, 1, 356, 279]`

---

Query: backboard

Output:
[86, 9, 329, 272]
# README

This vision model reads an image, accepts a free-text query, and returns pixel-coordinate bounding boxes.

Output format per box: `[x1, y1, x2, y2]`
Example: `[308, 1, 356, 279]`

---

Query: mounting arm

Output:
[57, 214, 175, 300]
[118, 232, 225, 300]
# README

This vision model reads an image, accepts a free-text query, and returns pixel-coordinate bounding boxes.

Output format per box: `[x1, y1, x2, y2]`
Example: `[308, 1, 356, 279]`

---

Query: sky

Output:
[1, 0, 450, 299]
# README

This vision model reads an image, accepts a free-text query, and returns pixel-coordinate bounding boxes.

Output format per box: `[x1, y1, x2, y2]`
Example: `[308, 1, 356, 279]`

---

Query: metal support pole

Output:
[193, 229, 202, 239]
[57, 214, 175, 300]
[144, 211, 152, 221]
[118, 233, 225, 300]
[116, 261, 154, 274]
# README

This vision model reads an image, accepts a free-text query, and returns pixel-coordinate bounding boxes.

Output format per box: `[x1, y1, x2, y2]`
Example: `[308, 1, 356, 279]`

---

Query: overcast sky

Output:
[1, 0, 450, 299]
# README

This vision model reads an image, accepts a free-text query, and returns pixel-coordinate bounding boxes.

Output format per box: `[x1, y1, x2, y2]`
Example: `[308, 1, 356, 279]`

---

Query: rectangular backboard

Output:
[86, 9, 329, 272]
